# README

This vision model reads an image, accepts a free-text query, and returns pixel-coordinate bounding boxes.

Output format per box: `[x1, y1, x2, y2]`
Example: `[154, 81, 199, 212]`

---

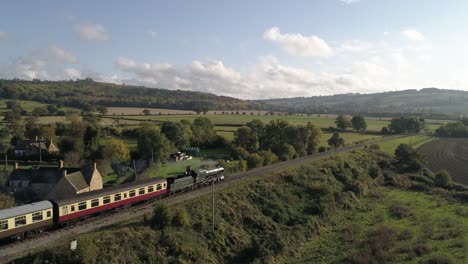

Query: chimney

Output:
[14, 162, 19, 169]
[59, 160, 64, 169]
[93, 162, 97, 171]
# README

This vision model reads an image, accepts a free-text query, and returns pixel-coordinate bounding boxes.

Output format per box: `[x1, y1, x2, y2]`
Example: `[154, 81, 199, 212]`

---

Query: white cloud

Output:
[263, 27, 334, 57]
[64, 68, 82, 79]
[76, 23, 109, 41]
[338, 39, 372, 53]
[146, 29, 158, 39]
[9, 57, 50, 80]
[0, 31, 8, 40]
[401, 29, 425, 41]
[50, 46, 78, 63]
[340, 0, 360, 4]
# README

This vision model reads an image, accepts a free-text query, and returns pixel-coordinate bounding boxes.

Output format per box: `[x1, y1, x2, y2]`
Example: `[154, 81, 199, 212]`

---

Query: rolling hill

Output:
[0, 79, 265, 112]
[261, 88, 468, 119]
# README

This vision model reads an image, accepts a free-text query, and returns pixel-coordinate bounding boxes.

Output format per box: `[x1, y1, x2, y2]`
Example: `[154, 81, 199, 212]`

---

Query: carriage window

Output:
[103, 196, 111, 204]
[156, 184, 162, 190]
[114, 193, 121, 201]
[91, 199, 99, 207]
[139, 188, 145, 195]
[124, 193, 127, 198]
[0, 220, 8, 230]
[32, 212, 43, 222]
[71, 205, 75, 212]
[47, 211, 51, 218]
[163, 183, 166, 188]
[129, 190, 136, 197]
[15, 216, 26, 227]
[78, 202, 87, 211]
[148, 186, 154, 193]
[62, 206, 68, 215]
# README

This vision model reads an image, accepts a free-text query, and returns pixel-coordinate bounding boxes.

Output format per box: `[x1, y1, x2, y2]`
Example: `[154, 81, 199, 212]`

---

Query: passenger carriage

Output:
[0, 201, 54, 240]
[53, 177, 167, 223]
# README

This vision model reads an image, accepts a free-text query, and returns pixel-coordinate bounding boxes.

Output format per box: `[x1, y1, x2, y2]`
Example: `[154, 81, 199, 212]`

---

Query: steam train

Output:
[0, 167, 224, 241]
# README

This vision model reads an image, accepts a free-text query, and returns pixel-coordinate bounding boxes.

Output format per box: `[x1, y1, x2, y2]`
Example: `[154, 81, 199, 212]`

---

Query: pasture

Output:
[377, 135, 434, 155]
[418, 138, 468, 186]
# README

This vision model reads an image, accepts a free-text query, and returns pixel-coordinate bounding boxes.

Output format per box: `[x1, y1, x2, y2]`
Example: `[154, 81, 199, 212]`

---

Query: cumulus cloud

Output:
[0, 31, 8, 40]
[10, 57, 50, 80]
[263, 27, 334, 57]
[338, 39, 372, 53]
[50, 46, 78, 63]
[401, 29, 425, 41]
[64, 68, 82, 79]
[114, 55, 394, 99]
[76, 23, 109, 41]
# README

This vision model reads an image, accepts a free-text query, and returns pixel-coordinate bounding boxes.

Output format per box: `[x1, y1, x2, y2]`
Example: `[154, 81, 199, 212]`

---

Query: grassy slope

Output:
[286, 188, 468, 263]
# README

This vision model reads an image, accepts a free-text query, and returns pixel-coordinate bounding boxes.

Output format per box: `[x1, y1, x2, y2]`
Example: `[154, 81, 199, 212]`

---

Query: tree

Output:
[394, 143, 424, 172]
[434, 170, 452, 188]
[31, 106, 49, 117]
[102, 138, 130, 162]
[97, 105, 108, 115]
[191, 117, 216, 146]
[328, 132, 345, 148]
[137, 123, 173, 163]
[233, 126, 259, 152]
[246, 119, 266, 150]
[351, 115, 367, 132]
[335, 115, 351, 131]
[142, 109, 151, 116]
[388, 117, 425, 134]
[160, 121, 190, 150]
[306, 122, 322, 154]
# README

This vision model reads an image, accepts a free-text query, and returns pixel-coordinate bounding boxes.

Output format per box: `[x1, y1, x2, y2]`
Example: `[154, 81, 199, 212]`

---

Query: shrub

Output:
[389, 203, 411, 219]
[412, 243, 431, 256]
[434, 170, 452, 188]
[172, 207, 190, 227]
[151, 203, 172, 230]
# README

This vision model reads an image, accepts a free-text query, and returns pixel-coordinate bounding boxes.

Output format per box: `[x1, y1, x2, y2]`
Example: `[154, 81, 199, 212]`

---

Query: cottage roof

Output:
[64, 171, 89, 191]
[9, 167, 80, 184]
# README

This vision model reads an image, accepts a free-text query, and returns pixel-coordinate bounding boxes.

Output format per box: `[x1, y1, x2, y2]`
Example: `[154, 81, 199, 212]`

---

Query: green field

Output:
[377, 135, 435, 155]
[102, 114, 392, 132]
[319, 132, 384, 148]
[154, 158, 219, 178]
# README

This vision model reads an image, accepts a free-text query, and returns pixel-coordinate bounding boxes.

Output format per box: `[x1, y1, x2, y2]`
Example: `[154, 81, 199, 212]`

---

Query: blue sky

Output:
[1, 0, 468, 99]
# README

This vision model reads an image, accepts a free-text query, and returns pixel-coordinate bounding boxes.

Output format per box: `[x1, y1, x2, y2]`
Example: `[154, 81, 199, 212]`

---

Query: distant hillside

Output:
[261, 88, 468, 119]
[0, 79, 265, 111]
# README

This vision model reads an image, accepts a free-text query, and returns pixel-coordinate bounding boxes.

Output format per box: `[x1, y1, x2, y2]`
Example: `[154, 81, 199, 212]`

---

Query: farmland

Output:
[377, 135, 434, 155]
[418, 138, 468, 185]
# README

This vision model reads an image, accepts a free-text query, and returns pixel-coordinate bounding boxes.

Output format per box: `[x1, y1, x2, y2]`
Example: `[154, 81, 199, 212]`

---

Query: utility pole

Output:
[39, 140, 42, 164]
[212, 178, 215, 233]
[133, 160, 138, 180]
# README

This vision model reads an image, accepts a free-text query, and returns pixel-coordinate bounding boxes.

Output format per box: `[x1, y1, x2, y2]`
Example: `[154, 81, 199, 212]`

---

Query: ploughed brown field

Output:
[418, 138, 468, 185]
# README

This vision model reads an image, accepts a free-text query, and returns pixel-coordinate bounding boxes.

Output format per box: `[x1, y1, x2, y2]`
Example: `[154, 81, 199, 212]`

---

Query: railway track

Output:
[0, 134, 409, 263]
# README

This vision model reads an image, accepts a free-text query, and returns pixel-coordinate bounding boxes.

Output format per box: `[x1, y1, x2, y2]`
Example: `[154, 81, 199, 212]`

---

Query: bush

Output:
[151, 203, 172, 230]
[434, 170, 452, 188]
[412, 243, 431, 256]
[172, 207, 190, 227]
[389, 203, 412, 219]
